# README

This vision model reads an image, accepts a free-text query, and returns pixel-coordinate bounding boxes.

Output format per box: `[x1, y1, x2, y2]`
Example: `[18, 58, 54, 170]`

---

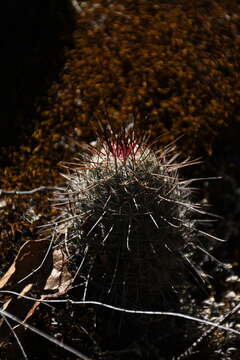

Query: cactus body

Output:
[50, 129, 214, 310]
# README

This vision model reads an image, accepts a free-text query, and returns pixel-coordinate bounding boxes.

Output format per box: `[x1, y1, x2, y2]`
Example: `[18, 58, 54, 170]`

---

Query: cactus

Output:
[47, 126, 220, 311]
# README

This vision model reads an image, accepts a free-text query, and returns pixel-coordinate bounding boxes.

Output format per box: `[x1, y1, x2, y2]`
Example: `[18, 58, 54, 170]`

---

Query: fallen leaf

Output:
[0, 239, 72, 349]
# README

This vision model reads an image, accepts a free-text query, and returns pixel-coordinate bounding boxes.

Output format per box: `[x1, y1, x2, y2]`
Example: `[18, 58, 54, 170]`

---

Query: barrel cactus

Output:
[47, 126, 219, 310]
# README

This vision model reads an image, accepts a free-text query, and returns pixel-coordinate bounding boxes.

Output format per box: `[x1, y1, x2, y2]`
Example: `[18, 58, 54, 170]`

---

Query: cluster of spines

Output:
[40, 128, 222, 310]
